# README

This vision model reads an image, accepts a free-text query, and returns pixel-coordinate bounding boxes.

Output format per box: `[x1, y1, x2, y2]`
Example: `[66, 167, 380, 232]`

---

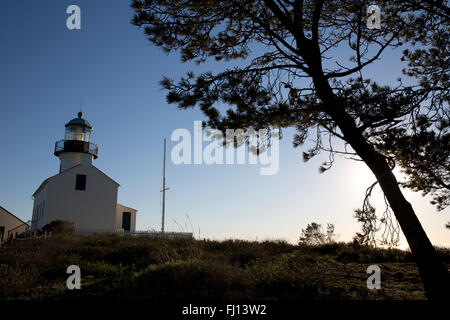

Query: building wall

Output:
[32, 184, 48, 230]
[115, 204, 137, 232]
[7, 224, 28, 239]
[33, 164, 119, 233]
[0, 207, 28, 242]
[59, 152, 93, 172]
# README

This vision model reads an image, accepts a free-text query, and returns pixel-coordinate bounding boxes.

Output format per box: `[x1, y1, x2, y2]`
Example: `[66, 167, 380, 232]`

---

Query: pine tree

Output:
[131, 0, 449, 300]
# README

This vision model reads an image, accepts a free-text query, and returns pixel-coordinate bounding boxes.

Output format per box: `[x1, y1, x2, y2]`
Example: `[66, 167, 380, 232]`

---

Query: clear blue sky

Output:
[0, 0, 448, 247]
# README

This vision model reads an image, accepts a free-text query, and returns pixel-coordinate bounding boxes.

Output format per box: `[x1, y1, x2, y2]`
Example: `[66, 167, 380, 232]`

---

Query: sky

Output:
[0, 0, 448, 248]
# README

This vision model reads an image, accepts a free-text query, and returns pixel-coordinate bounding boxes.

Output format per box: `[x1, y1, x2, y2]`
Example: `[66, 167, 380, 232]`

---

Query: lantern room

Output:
[54, 112, 98, 172]
[64, 112, 93, 142]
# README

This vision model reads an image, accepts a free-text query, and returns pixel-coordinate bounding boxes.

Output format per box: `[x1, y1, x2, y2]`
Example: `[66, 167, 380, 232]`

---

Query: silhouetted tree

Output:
[299, 222, 337, 245]
[131, 0, 449, 300]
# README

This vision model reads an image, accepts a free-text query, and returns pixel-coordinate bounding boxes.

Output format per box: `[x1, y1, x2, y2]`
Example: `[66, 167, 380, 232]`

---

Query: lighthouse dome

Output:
[65, 112, 92, 129]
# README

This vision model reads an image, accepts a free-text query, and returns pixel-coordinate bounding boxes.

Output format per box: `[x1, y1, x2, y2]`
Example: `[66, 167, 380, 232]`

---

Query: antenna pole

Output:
[161, 138, 167, 232]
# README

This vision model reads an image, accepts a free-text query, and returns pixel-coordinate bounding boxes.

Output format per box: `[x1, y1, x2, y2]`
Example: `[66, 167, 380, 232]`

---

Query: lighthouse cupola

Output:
[54, 112, 99, 172]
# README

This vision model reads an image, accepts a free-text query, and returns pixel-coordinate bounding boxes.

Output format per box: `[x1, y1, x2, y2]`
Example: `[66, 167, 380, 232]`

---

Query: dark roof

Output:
[0, 205, 28, 225]
[65, 112, 92, 129]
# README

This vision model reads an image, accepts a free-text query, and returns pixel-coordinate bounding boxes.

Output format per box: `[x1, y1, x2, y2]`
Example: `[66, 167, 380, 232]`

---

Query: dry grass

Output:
[0, 234, 448, 300]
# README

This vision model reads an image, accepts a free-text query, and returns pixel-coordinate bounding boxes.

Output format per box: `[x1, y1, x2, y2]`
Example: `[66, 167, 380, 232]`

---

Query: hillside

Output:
[1, 234, 449, 300]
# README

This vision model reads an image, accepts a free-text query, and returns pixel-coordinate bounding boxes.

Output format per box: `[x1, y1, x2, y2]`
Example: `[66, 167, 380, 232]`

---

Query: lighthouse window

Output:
[65, 126, 91, 142]
[75, 174, 87, 190]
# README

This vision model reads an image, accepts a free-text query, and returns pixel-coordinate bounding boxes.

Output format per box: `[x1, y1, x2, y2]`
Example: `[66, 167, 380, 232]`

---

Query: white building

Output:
[31, 112, 137, 233]
[0, 206, 29, 242]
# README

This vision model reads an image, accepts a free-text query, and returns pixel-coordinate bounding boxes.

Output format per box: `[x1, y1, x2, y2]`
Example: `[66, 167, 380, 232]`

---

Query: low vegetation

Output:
[41, 220, 75, 235]
[1, 234, 449, 300]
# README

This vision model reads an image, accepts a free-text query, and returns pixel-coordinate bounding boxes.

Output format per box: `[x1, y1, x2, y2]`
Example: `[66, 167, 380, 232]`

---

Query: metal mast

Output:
[161, 138, 169, 232]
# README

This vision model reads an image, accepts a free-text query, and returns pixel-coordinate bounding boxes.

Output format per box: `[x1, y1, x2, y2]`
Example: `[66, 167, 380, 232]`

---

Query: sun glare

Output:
[355, 164, 376, 187]
[355, 163, 410, 189]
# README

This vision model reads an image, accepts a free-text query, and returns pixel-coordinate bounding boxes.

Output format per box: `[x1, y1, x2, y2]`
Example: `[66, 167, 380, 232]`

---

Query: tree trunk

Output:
[343, 121, 449, 301]
[312, 74, 449, 300]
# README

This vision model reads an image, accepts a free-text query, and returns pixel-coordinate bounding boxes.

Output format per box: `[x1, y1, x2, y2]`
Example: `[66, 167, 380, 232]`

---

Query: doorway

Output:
[122, 212, 131, 231]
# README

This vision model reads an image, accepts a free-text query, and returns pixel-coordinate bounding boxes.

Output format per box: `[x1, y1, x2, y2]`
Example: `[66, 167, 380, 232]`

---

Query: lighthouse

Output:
[54, 111, 98, 173]
[31, 112, 137, 233]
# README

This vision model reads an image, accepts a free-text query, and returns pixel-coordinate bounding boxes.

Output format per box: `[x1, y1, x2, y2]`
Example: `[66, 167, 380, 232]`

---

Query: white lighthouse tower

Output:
[31, 112, 137, 233]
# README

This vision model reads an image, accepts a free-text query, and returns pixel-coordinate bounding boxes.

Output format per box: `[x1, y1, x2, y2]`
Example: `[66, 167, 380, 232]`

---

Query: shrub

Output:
[0, 264, 40, 299]
[130, 260, 253, 300]
[104, 244, 167, 267]
[41, 220, 74, 235]
[246, 253, 320, 299]
[199, 239, 295, 266]
[302, 242, 347, 256]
